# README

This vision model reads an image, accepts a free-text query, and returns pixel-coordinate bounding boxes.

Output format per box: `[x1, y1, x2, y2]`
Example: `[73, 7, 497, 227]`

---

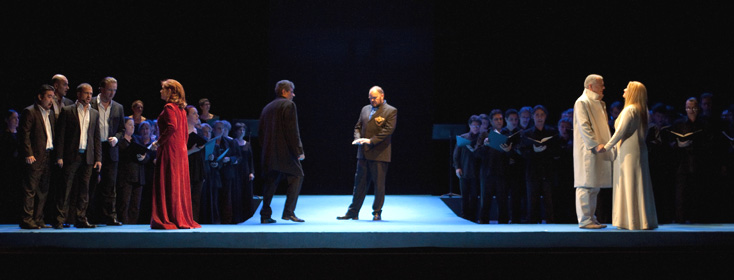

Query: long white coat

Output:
[573, 88, 612, 188]
[604, 105, 658, 230]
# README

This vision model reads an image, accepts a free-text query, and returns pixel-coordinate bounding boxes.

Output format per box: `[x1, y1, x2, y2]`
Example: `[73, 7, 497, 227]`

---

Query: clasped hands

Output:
[591, 144, 606, 154]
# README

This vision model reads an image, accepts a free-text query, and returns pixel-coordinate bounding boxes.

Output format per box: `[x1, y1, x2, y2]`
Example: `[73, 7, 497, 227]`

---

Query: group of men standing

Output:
[19, 74, 125, 229]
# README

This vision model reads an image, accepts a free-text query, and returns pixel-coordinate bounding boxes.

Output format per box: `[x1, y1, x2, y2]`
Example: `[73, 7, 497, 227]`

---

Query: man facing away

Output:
[258, 80, 306, 224]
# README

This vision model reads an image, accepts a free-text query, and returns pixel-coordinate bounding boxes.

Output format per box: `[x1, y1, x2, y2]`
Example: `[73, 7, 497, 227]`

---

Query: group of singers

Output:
[0, 76, 399, 229]
[0, 75, 260, 229]
[2, 74, 732, 229]
[454, 91, 734, 225]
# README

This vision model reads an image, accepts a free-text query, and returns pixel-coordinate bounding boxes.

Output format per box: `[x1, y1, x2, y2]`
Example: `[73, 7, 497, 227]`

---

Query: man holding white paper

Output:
[338, 86, 397, 221]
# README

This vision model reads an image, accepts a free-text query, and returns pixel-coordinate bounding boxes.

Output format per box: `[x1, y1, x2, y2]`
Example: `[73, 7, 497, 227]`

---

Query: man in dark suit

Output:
[18, 85, 56, 229]
[49, 74, 75, 227]
[338, 86, 397, 221]
[54, 83, 102, 229]
[258, 80, 305, 224]
[51, 74, 74, 120]
[89, 77, 125, 226]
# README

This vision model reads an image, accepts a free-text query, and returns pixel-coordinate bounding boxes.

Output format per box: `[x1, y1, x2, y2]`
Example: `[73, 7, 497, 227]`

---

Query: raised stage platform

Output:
[2, 195, 733, 278]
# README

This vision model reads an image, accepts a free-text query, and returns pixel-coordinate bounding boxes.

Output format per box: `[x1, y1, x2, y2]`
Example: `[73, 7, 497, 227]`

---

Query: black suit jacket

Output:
[56, 104, 102, 165]
[90, 97, 125, 161]
[258, 97, 304, 176]
[355, 102, 397, 163]
[18, 104, 55, 163]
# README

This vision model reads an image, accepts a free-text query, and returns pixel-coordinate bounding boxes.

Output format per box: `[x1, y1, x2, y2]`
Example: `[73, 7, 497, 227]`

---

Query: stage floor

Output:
[3, 195, 734, 279]
[2, 195, 734, 250]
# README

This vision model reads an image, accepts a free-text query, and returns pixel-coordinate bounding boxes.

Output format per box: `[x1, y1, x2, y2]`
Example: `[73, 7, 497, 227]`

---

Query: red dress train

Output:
[150, 103, 201, 229]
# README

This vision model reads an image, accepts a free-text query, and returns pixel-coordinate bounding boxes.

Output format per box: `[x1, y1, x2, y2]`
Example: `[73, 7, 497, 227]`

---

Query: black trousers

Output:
[89, 143, 118, 222]
[480, 175, 508, 224]
[21, 151, 51, 227]
[56, 151, 93, 225]
[675, 171, 698, 223]
[260, 170, 303, 219]
[190, 179, 203, 223]
[458, 177, 479, 222]
[347, 159, 388, 216]
[218, 166, 237, 224]
[507, 162, 526, 223]
[116, 179, 143, 224]
[526, 163, 555, 224]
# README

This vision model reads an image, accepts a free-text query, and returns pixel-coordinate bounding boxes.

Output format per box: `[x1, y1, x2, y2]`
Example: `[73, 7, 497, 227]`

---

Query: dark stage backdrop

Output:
[4, 1, 733, 195]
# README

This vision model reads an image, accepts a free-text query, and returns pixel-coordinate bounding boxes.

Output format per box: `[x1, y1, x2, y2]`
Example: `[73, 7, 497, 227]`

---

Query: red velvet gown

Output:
[151, 103, 201, 229]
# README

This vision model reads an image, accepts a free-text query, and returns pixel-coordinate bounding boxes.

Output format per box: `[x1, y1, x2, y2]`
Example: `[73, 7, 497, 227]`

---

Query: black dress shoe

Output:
[372, 211, 381, 221]
[53, 223, 64, 229]
[336, 214, 358, 220]
[20, 223, 41, 230]
[282, 215, 305, 222]
[261, 218, 277, 224]
[75, 221, 97, 228]
[63, 223, 71, 228]
[107, 219, 123, 226]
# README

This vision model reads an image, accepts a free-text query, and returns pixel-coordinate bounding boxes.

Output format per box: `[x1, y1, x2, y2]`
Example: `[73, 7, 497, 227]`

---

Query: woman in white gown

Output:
[603, 81, 658, 230]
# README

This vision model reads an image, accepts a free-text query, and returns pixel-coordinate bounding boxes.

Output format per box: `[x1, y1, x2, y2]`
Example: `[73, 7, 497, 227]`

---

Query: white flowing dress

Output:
[604, 105, 658, 230]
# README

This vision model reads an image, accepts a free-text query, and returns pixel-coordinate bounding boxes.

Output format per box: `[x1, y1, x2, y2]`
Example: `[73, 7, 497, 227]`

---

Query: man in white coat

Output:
[573, 74, 612, 229]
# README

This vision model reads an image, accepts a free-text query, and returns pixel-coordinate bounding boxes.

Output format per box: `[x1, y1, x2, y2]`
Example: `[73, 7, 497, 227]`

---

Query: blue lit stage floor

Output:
[2, 195, 734, 250]
[2, 195, 733, 279]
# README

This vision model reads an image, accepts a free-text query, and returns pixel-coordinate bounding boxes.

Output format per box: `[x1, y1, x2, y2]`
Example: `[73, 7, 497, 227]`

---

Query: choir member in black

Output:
[212, 120, 240, 224]
[698, 93, 728, 222]
[200, 123, 212, 139]
[647, 103, 675, 223]
[150, 120, 159, 141]
[199, 122, 221, 224]
[186, 105, 205, 223]
[519, 106, 533, 130]
[561, 108, 574, 121]
[198, 98, 219, 127]
[116, 117, 151, 224]
[18, 85, 56, 229]
[670, 98, 711, 223]
[453, 115, 482, 222]
[520, 105, 559, 224]
[700, 93, 715, 120]
[503, 109, 525, 223]
[607, 100, 623, 133]
[475, 109, 510, 224]
[555, 116, 577, 223]
[129, 100, 147, 129]
[478, 114, 490, 135]
[0, 109, 21, 224]
[135, 120, 156, 224]
[232, 122, 255, 222]
[54, 83, 102, 229]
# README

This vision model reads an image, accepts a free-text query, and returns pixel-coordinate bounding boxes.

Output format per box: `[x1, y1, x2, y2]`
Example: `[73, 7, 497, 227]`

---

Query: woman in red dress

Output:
[150, 79, 201, 229]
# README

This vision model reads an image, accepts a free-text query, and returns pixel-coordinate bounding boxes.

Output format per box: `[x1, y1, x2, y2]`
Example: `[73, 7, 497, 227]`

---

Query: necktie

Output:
[369, 107, 377, 119]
